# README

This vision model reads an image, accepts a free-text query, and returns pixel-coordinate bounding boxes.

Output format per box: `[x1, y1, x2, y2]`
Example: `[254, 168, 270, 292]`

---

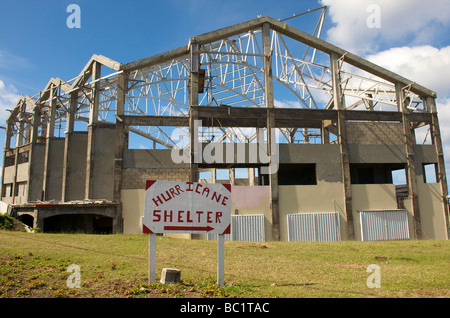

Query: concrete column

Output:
[249, 167, 255, 186]
[61, 91, 77, 202]
[331, 52, 354, 240]
[189, 41, 200, 183]
[1, 123, 13, 199]
[16, 100, 26, 148]
[211, 168, 216, 183]
[397, 82, 421, 239]
[427, 97, 449, 239]
[229, 168, 235, 186]
[42, 86, 57, 201]
[112, 72, 127, 234]
[263, 23, 280, 241]
[26, 107, 40, 203]
[85, 62, 101, 199]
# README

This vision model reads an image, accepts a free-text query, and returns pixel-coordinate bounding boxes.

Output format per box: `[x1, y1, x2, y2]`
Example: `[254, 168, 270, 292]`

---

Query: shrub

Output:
[0, 214, 13, 230]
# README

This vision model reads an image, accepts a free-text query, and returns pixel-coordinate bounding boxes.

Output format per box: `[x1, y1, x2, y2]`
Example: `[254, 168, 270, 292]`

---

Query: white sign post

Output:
[143, 180, 231, 286]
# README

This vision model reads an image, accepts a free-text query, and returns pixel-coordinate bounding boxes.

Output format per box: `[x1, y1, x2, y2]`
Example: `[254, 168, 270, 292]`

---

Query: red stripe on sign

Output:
[143, 224, 154, 234]
[222, 183, 231, 192]
[222, 224, 231, 235]
[146, 180, 156, 190]
[164, 225, 214, 232]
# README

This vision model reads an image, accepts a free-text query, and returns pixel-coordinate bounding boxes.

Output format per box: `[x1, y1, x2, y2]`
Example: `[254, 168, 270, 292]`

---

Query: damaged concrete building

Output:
[2, 11, 449, 241]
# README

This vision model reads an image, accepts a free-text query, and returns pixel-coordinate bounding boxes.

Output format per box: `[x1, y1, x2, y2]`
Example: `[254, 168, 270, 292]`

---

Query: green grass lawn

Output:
[0, 230, 449, 298]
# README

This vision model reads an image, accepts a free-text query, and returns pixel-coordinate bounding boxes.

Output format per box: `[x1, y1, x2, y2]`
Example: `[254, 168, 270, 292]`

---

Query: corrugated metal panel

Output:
[232, 214, 265, 242]
[208, 214, 265, 242]
[287, 212, 341, 242]
[360, 210, 409, 241]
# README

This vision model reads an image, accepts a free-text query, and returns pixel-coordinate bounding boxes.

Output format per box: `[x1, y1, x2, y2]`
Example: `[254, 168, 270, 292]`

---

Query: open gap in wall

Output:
[216, 169, 230, 181]
[127, 126, 187, 150]
[288, 128, 322, 144]
[414, 124, 432, 145]
[423, 163, 437, 183]
[199, 170, 212, 181]
[391, 166, 407, 185]
[278, 163, 317, 185]
[73, 120, 88, 132]
[43, 214, 113, 234]
[350, 163, 405, 184]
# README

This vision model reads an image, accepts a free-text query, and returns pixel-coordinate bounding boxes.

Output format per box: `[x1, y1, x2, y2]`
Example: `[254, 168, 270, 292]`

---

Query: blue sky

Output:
[0, 0, 326, 95]
[1, 0, 450, 184]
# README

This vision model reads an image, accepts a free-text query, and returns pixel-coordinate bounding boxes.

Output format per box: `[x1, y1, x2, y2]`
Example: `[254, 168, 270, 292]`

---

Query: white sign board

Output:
[143, 180, 231, 235]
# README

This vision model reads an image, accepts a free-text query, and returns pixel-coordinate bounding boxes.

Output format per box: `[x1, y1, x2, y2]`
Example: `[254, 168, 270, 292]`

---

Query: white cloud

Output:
[364, 45, 450, 178]
[316, 0, 450, 179]
[0, 80, 19, 123]
[274, 99, 302, 108]
[320, 0, 450, 55]
[366, 45, 450, 98]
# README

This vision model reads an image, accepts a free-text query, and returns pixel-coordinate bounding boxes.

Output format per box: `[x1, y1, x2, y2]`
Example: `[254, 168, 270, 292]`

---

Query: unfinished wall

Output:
[351, 184, 401, 240]
[91, 127, 116, 200]
[65, 132, 88, 201]
[46, 138, 65, 201]
[279, 144, 343, 182]
[416, 180, 448, 239]
[122, 148, 189, 189]
[413, 144, 447, 239]
[121, 189, 146, 234]
[28, 143, 45, 202]
[278, 184, 346, 241]
[230, 186, 271, 240]
[346, 122, 404, 144]
[121, 168, 190, 189]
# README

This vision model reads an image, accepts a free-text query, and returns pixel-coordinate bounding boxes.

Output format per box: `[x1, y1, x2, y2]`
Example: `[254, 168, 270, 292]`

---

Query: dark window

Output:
[350, 163, 405, 184]
[277, 164, 317, 185]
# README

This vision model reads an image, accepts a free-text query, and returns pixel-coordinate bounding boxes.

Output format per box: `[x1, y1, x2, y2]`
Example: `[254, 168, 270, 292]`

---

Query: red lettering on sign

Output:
[177, 210, 184, 222]
[212, 192, 221, 203]
[175, 184, 183, 194]
[186, 182, 193, 191]
[207, 211, 213, 223]
[221, 196, 228, 206]
[153, 210, 161, 222]
[196, 210, 204, 222]
[186, 210, 193, 223]
[164, 210, 173, 222]
[216, 212, 222, 223]
[195, 183, 202, 194]
[202, 186, 210, 197]
[161, 191, 172, 202]
[153, 196, 163, 207]
[150, 209, 225, 229]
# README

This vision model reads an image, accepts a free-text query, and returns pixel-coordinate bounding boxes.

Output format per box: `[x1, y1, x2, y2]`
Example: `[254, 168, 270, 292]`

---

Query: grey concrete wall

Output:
[124, 144, 343, 183]
[121, 168, 189, 189]
[46, 138, 65, 201]
[279, 144, 342, 183]
[123, 149, 188, 169]
[3, 166, 15, 184]
[29, 143, 45, 201]
[348, 144, 406, 163]
[66, 132, 87, 201]
[16, 163, 29, 183]
[414, 144, 438, 174]
[346, 122, 404, 144]
[91, 127, 116, 200]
